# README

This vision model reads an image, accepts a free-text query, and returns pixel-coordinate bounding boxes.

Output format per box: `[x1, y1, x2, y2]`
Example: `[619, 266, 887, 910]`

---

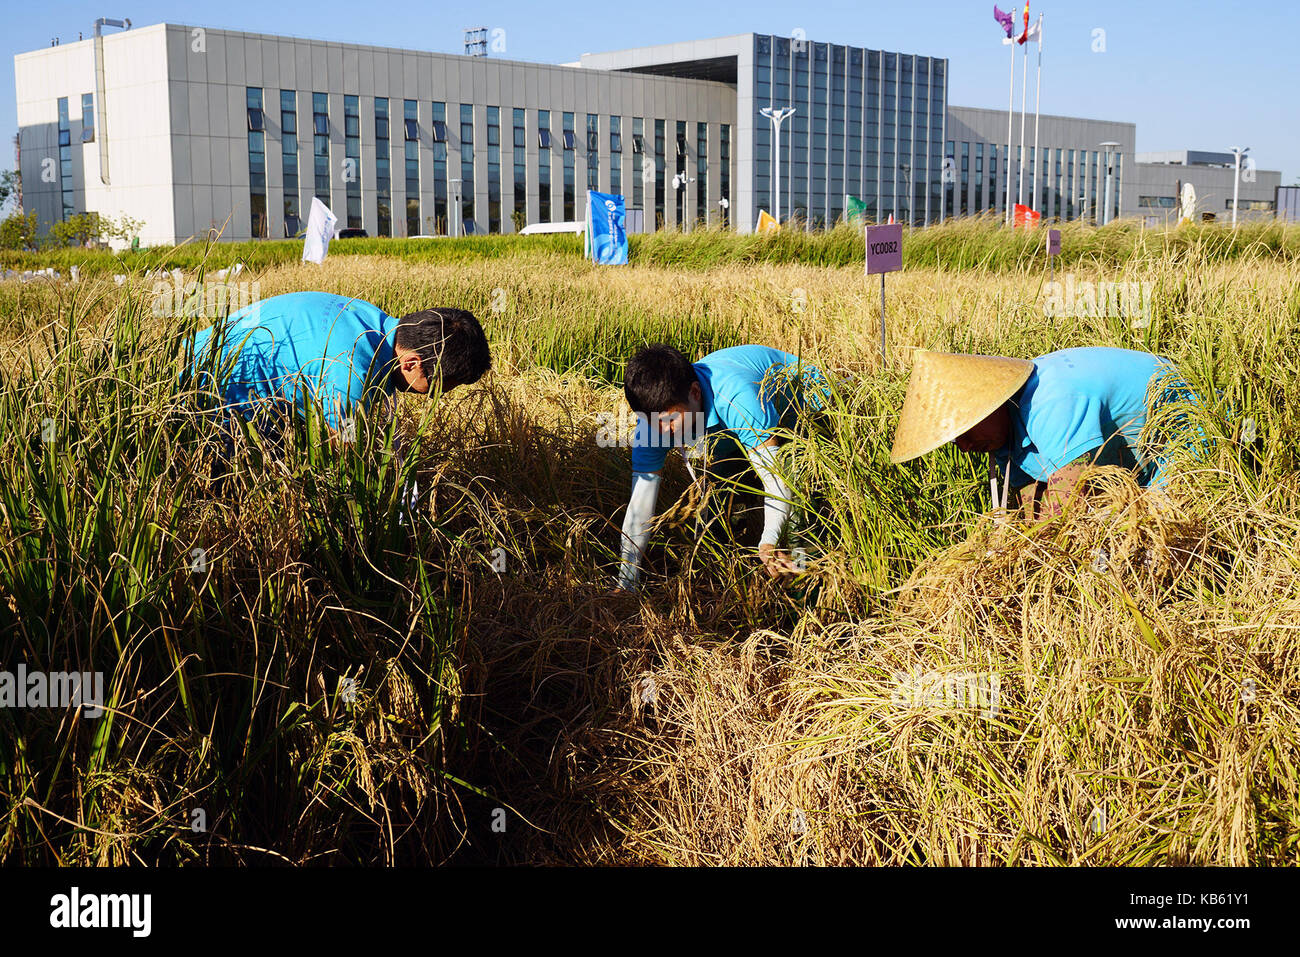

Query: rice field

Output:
[1, 217, 1297, 865]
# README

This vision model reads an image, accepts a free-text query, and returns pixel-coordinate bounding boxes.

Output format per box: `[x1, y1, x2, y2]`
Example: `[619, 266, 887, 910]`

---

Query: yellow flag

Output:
[757, 209, 779, 233]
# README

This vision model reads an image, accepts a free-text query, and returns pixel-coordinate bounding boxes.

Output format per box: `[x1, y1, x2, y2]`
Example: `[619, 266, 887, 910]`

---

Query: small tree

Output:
[0, 209, 38, 250]
[50, 211, 103, 247]
[0, 170, 19, 213]
[510, 209, 527, 233]
[105, 214, 144, 245]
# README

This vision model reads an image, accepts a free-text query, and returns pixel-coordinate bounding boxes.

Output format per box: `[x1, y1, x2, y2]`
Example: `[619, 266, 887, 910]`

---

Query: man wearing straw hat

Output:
[890, 346, 1192, 517]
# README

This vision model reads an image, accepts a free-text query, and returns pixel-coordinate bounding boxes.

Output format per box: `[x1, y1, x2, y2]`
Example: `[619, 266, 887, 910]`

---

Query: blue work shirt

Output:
[189, 292, 400, 429]
[994, 346, 1179, 486]
[629, 345, 827, 473]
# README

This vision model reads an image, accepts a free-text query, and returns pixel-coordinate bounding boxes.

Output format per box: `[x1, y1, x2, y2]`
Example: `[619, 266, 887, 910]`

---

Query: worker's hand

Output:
[758, 544, 802, 582]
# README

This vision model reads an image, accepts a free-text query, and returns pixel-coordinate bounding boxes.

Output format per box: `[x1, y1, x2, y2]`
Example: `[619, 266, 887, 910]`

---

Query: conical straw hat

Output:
[890, 351, 1035, 463]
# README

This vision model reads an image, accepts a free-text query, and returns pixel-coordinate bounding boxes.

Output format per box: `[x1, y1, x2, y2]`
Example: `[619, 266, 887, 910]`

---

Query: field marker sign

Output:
[865, 222, 903, 358]
[1047, 228, 1061, 282]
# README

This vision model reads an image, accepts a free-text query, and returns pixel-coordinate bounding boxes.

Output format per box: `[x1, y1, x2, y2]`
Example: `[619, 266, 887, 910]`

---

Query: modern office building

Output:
[580, 35, 948, 231]
[10, 22, 1286, 245]
[944, 106, 1135, 223]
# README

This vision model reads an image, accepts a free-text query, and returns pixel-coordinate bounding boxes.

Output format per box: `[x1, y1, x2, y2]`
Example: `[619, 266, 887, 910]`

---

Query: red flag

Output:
[1017, 3, 1031, 44]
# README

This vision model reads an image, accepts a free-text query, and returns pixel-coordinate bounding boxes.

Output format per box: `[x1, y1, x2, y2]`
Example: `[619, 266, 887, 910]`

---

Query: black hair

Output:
[624, 343, 698, 414]
[394, 308, 491, 388]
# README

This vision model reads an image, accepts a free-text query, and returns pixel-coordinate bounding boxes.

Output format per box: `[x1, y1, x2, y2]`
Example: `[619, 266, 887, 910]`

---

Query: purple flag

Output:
[993, 5, 1015, 38]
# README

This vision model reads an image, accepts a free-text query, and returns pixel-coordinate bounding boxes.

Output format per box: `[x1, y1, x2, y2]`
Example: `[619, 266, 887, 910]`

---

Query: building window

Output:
[562, 112, 575, 220]
[81, 93, 95, 143]
[632, 118, 645, 211]
[460, 104, 475, 231]
[487, 106, 501, 233]
[696, 121, 708, 225]
[433, 102, 447, 235]
[675, 120, 687, 226]
[720, 123, 730, 227]
[282, 90, 301, 236]
[654, 119, 665, 229]
[539, 110, 552, 222]
[404, 99, 419, 236]
[512, 108, 527, 229]
[586, 113, 599, 190]
[313, 92, 330, 205]
[609, 116, 622, 197]
[344, 94, 361, 229]
[375, 97, 391, 237]
[1139, 196, 1176, 208]
[247, 87, 267, 238]
[57, 97, 73, 220]
[431, 120, 447, 143]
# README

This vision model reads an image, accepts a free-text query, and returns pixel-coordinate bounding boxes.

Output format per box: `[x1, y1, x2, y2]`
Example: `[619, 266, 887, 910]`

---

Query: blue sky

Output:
[5, 0, 1297, 183]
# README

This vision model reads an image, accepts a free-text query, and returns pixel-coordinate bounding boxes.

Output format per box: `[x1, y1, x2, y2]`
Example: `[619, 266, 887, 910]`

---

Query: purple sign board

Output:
[1047, 229, 1061, 257]
[865, 223, 904, 275]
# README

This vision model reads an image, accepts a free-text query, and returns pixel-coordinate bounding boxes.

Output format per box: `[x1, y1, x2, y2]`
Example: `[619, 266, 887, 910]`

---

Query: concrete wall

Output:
[15, 25, 176, 247]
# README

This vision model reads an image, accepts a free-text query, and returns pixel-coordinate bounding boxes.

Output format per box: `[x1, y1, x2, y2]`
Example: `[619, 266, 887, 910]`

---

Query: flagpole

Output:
[1031, 16, 1043, 213]
[1017, 29, 1028, 208]
[1004, 21, 1015, 225]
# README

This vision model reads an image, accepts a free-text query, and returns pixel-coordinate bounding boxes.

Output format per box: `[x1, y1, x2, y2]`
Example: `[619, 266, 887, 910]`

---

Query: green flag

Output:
[846, 194, 868, 224]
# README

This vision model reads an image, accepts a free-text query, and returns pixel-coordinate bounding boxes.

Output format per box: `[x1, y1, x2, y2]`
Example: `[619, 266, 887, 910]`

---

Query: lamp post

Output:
[719, 196, 730, 229]
[899, 162, 912, 228]
[672, 172, 695, 232]
[759, 106, 796, 226]
[1099, 141, 1120, 226]
[1228, 146, 1249, 227]
[449, 178, 462, 237]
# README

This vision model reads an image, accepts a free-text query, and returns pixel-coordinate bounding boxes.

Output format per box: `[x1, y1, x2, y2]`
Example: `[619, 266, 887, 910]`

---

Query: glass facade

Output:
[586, 113, 599, 190]
[675, 120, 687, 226]
[562, 111, 575, 220]
[282, 90, 301, 236]
[343, 94, 361, 229]
[654, 119, 665, 228]
[460, 103, 475, 231]
[513, 108, 527, 229]
[403, 99, 419, 236]
[632, 117, 644, 211]
[538, 110, 551, 222]
[247, 87, 267, 238]
[487, 106, 501, 233]
[433, 101, 447, 235]
[375, 97, 390, 236]
[57, 97, 73, 220]
[752, 35, 946, 227]
[313, 92, 330, 205]
[609, 115, 622, 197]
[720, 123, 731, 226]
[696, 121, 708, 225]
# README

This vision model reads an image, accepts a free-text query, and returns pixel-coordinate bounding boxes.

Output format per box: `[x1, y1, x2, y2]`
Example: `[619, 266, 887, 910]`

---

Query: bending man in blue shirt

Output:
[613, 343, 827, 591]
[891, 346, 1194, 516]
[188, 291, 491, 440]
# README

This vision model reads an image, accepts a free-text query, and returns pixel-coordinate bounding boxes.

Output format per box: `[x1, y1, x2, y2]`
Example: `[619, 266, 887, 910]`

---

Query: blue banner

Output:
[585, 190, 628, 265]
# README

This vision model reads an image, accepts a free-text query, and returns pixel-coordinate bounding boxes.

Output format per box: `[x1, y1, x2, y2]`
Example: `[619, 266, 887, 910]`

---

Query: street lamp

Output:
[1099, 142, 1120, 226]
[672, 172, 695, 232]
[1228, 146, 1249, 227]
[899, 162, 912, 228]
[719, 197, 730, 229]
[759, 106, 796, 226]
